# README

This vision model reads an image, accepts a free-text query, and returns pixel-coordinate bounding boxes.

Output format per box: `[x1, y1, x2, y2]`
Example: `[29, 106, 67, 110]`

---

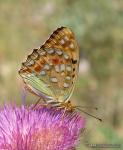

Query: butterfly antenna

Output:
[76, 106, 98, 110]
[76, 107, 102, 122]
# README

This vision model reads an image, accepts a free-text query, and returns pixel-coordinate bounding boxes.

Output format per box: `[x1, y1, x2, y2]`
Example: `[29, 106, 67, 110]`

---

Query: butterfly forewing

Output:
[19, 27, 79, 103]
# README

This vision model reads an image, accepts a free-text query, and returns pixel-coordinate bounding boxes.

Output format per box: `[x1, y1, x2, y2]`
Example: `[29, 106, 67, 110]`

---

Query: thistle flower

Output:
[0, 105, 85, 150]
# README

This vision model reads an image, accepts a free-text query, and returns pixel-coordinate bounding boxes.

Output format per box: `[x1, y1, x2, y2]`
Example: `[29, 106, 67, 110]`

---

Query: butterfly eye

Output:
[68, 100, 71, 104]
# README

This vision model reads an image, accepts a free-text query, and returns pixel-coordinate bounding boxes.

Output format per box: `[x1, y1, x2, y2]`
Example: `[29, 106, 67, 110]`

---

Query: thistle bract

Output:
[0, 105, 85, 150]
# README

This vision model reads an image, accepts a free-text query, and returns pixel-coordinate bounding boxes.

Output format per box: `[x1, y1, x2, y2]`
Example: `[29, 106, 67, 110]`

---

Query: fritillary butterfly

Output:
[19, 27, 101, 121]
[19, 27, 78, 111]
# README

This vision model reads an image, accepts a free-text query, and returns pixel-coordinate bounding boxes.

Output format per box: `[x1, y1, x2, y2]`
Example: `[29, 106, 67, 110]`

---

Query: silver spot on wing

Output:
[50, 77, 58, 83]
[63, 83, 69, 88]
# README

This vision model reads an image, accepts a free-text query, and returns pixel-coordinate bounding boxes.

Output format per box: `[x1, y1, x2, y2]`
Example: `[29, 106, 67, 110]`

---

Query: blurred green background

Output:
[0, 0, 123, 149]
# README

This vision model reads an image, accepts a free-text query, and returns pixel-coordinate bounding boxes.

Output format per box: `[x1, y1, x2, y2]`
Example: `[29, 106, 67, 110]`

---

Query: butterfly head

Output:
[61, 100, 75, 112]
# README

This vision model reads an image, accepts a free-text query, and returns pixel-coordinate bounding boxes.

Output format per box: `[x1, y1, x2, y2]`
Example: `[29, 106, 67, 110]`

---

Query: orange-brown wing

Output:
[19, 27, 79, 102]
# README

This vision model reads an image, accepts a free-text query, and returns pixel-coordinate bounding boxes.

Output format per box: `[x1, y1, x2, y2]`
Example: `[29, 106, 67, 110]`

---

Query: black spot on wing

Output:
[71, 59, 77, 64]
[73, 68, 75, 71]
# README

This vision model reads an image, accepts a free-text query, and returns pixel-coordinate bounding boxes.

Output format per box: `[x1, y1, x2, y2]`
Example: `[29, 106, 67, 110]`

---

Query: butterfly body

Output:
[19, 27, 79, 111]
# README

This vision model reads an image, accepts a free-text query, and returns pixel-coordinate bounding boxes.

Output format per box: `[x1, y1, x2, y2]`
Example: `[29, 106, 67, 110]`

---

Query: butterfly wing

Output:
[19, 27, 79, 102]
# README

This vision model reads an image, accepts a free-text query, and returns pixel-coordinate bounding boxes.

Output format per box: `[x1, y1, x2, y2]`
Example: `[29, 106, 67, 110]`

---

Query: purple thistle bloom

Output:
[0, 105, 85, 150]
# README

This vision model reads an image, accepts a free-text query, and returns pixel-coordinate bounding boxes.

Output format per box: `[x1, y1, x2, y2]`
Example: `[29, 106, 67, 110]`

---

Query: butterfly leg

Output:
[35, 102, 48, 110]
[31, 98, 50, 110]
[31, 98, 41, 110]
[32, 97, 48, 110]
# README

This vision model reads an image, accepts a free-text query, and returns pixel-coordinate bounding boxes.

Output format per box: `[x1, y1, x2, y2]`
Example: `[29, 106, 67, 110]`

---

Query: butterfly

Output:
[19, 27, 102, 121]
[19, 27, 79, 111]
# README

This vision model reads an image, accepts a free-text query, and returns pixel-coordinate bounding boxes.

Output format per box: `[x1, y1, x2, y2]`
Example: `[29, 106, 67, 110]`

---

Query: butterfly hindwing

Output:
[19, 27, 79, 102]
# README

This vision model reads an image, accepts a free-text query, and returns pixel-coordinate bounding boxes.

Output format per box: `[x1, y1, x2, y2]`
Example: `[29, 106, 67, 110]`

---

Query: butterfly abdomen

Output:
[45, 99, 62, 107]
